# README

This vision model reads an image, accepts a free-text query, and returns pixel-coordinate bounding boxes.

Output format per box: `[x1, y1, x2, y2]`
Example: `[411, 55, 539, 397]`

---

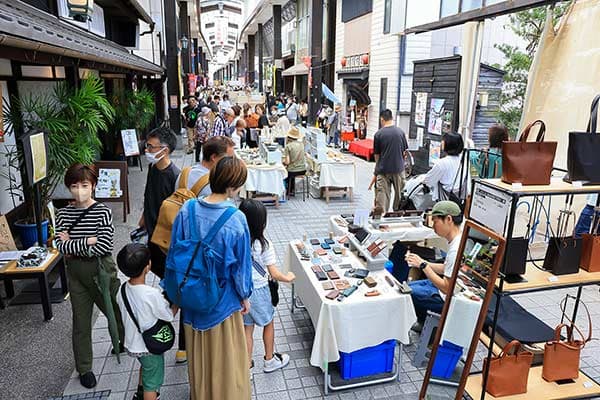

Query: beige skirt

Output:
[185, 312, 251, 400]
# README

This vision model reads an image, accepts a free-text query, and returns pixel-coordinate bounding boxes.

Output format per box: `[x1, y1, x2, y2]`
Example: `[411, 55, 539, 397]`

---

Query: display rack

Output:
[347, 233, 389, 270]
[465, 178, 600, 400]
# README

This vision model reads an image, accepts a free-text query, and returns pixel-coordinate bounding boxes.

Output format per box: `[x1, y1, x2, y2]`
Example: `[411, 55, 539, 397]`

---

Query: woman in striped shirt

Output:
[55, 164, 124, 389]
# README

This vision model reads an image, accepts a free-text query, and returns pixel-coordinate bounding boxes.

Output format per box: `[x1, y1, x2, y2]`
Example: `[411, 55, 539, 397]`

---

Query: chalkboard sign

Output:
[94, 161, 130, 222]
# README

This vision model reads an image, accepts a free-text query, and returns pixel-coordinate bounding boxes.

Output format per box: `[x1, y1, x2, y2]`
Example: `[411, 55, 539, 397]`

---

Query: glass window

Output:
[440, 0, 460, 17]
[384, 0, 392, 34]
[461, 0, 483, 12]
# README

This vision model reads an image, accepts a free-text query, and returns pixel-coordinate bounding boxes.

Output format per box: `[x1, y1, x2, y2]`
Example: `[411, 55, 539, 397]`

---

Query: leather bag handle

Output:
[519, 120, 546, 142]
[586, 94, 600, 134]
[559, 296, 592, 345]
[498, 340, 522, 358]
[550, 324, 585, 351]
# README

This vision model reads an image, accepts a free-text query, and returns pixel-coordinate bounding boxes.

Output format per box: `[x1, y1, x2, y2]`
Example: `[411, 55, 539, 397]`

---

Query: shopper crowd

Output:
[55, 85, 578, 400]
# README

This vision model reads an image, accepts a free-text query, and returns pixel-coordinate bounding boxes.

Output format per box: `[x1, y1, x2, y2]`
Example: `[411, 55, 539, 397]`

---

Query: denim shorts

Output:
[243, 285, 274, 327]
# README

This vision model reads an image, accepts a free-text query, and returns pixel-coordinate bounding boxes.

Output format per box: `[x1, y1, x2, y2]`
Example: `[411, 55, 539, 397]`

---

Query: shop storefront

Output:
[337, 53, 371, 139]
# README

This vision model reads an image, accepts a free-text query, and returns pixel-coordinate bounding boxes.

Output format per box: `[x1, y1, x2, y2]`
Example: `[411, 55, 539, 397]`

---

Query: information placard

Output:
[469, 182, 512, 235]
[120, 129, 140, 156]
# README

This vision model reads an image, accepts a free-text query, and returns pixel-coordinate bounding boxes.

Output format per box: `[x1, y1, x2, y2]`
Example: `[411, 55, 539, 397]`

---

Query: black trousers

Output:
[286, 170, 306, 195]
[194, 142, 203, 163]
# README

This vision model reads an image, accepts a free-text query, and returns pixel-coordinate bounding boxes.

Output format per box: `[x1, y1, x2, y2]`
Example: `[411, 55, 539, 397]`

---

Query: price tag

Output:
[583, 381, 593, 388]
[572, 181, 584, 189]
[511, 182, 523, 190]
[548, 276, 559, 282]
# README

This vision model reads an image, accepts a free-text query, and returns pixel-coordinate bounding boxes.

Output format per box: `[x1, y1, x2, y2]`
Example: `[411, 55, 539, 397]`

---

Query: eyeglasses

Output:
[145, 143, 167, 151]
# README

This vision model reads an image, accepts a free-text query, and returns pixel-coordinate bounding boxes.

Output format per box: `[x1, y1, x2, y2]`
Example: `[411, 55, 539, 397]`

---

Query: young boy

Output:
[116, 244, 178, 400]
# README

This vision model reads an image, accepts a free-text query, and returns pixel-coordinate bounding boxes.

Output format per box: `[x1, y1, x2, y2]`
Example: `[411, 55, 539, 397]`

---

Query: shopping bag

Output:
[580, 210, 600, 272]
[566, 94, 600, 184]
[502, 120, 557, 185]
[482, 340, 533, 397]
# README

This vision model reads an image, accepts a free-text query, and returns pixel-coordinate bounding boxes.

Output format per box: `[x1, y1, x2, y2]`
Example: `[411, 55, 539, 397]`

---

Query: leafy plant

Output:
[495, 3, 571, 137]
[2, 76, 115, 222]
[112, 88, 156, 135]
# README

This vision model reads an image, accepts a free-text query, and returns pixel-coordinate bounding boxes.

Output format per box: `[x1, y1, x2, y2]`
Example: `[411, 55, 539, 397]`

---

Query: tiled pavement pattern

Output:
[59, 147, 600, 400]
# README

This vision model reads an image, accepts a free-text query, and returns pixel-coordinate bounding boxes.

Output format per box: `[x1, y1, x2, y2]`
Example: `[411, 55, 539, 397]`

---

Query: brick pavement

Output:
[60, 149, 600, 400]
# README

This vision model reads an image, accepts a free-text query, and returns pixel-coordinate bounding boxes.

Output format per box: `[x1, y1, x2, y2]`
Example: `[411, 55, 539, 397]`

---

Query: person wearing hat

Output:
[405, 200, 463, 331]
[283, 126, 307, 197]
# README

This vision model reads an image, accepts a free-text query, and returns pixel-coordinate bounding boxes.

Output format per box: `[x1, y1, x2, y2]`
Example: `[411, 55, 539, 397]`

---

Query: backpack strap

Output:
[203, 207, 237, 244]
[120, 283, 142, 333]
[190, 173, 210, 196]
[179, 167, 192, 190]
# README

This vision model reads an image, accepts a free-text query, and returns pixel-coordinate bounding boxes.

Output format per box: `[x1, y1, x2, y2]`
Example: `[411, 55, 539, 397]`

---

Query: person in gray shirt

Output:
[285, 97, 300, 125]
[373, 109, 408, 212]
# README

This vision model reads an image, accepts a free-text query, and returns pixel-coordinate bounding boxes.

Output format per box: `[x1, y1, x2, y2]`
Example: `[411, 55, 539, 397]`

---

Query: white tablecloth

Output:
[244, 165, 288, 196]
[284, 241, 416, 371]
[319, 162, 356, 188]
[328, 215, 439, 242]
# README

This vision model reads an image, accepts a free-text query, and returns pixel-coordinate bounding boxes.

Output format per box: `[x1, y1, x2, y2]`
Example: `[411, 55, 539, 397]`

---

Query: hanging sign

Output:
[414, 92, 428, 126]
[120, 129, 139, 156]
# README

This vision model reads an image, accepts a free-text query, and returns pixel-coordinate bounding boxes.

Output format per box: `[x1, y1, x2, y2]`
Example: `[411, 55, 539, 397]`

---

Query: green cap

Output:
[431, 201, 462, 217]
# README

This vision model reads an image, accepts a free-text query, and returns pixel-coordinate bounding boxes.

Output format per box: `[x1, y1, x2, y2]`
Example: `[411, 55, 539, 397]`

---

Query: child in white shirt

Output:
[116, 243, 178, 400]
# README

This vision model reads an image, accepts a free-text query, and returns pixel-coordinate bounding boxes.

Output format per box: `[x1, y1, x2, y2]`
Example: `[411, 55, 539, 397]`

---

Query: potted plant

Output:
[2, 76, 115, 247]
[110, 87, 156, 160]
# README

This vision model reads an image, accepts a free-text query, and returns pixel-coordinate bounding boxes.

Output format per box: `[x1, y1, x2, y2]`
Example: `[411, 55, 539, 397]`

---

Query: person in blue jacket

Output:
[169, 156, 253, 400]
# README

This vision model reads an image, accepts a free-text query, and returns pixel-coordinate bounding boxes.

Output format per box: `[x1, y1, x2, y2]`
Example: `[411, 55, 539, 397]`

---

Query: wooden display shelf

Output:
[496, 262, 600, 294]
[479, 178, 600, 196]
[465, 366, 600, 400]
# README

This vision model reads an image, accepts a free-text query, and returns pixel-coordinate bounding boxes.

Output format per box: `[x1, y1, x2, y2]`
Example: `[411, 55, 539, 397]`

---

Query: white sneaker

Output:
[263, 352, 290, 373]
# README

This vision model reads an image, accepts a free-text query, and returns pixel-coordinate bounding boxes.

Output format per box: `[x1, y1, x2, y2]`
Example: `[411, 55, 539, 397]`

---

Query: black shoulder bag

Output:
[120, 283, 175, 355]
[251, 257, 280, 307]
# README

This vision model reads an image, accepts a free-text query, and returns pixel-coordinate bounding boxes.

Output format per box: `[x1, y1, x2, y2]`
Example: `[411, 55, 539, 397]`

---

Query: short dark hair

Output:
[488, 124, 509, 148]
[223, 94, 229, 100]
[442, 132, 464, 156]
[232, 105, 242, 116]
[202, 136, 235, 162]
[209, 156, 247, 194]
[188, 95, 197, 101]
[116, 243, 151, 278]
[64, 163, 98, 187]
[433, 213, 464, 226]
[213, 95, 221, 101]
[146, 127, 177, 153]
[379, 109, 393, 122]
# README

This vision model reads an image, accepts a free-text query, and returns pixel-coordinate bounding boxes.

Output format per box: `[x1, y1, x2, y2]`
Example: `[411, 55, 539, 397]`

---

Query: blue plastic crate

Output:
[338, 339, 396, 380]
[431, 340, 463, 379]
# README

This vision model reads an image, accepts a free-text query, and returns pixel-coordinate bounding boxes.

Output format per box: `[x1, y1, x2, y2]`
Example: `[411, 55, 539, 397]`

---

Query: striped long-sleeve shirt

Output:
[55, 203, 114, 257]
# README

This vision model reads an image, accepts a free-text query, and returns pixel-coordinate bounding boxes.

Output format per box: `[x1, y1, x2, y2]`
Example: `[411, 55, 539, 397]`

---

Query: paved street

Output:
[52, 147, 600, 400]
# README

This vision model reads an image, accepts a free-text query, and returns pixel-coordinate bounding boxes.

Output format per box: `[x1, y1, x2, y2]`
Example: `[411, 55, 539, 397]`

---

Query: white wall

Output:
[367, 0, 401, 136]
[333, 0, 345, 106]
[133, 0, 164, 65]
[399, 33, 432, 113]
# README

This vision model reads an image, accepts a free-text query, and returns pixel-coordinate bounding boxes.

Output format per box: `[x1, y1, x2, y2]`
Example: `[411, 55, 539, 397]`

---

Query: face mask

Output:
[145, 149, 165, 165]
[71, 185, 93, 204]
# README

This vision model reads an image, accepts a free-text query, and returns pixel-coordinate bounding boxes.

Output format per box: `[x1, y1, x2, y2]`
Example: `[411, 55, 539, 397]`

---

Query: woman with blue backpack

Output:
[164, 156, 253, 400]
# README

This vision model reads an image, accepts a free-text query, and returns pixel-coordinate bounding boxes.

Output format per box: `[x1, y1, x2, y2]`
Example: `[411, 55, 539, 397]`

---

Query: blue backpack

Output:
[163, 201, 236, 313]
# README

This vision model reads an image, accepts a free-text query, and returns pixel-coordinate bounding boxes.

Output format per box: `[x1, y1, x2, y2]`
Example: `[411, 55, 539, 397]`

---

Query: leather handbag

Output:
[580, 211, 600, 272]
[502, 120, 557, 185]
[542, 297, 592, 382]
[482, 340, 534, 397]
[543, 203, 582, 275]
[566, 94, 600, 184]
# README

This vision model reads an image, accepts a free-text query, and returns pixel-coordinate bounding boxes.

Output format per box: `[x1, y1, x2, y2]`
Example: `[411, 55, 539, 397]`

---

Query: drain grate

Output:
[48, 391, 111, 400]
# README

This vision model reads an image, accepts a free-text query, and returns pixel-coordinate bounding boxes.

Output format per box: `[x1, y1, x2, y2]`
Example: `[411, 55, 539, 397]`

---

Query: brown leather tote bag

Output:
[502, 120, 557, 185]
[483, 340, 534, 397]
[542, 298, 592, 382]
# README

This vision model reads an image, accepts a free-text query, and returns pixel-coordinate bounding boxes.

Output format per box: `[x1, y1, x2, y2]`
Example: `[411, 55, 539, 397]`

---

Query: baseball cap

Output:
[431, 201, 462, 217]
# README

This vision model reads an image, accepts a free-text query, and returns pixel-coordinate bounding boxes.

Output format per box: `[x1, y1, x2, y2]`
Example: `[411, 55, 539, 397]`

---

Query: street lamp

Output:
[68, 0, 93, 22]
[180, 35, 189, 50]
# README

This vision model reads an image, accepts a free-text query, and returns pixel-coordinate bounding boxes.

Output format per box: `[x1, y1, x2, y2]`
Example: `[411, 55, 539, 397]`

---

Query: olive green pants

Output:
[67, 256, 124, 374]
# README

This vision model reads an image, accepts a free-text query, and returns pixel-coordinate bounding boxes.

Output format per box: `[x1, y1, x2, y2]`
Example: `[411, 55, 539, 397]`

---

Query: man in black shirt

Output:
[183, 96, 200, 154]
[373, 109, 409, 212]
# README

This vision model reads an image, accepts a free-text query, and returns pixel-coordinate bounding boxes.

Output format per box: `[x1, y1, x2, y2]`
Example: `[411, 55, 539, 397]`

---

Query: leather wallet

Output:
[335, 280, 350, 290]
[316, 248, 328, 256]
[327, 271, 340, 280]
[339, 235, 349, 244]
[310, 239, 320, 245]
[315, 271, 328, 281]
[365, 290, 380, 297]
[332, 246, 343, 254]
[321, 264, 333, 272]
[326, 290, 340, 300]
[322, 281, 334, 290]
[364, 276, 377, 288]
[311, 265, 323, 273]
[367, 241, 379, 252]
[353, 269, 369, 279]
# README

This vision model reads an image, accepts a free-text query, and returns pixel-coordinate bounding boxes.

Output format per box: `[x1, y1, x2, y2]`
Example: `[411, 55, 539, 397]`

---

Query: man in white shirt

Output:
[405, 201, 463, 331]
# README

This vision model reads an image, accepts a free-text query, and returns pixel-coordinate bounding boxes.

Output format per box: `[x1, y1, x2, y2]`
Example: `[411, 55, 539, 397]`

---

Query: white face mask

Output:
[145, 149, 165, 165]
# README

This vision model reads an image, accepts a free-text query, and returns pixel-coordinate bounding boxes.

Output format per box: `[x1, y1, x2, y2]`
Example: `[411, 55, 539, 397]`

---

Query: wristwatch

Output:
[419, 261, 428, 271]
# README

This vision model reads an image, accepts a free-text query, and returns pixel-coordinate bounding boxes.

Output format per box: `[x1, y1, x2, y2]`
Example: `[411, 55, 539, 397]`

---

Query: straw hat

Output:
[287, 126, 303, 140]
[334, 104, 342, 111]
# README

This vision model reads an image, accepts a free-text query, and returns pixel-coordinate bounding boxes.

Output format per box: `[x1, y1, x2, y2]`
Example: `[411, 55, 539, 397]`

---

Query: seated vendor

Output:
[405, 201, 463, 332]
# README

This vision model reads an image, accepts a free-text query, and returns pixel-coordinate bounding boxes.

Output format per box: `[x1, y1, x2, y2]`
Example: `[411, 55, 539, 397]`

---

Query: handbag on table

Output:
[482, 340, 534, 397]
[580, 210, 600, 272]
[543, 198, 582, 275]
[502, 120, 557, 185]
[566, 94, 600, 184]
[542, 296, 592, 382]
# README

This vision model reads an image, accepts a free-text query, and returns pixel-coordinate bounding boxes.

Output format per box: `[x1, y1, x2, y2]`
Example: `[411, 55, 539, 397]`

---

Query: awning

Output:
[322, 83, 341, 105]
[348, 83, 371, 106]
[0, 0, 164, 75]
[282, 63, 308, 76]
[337, 67, 369, 81]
